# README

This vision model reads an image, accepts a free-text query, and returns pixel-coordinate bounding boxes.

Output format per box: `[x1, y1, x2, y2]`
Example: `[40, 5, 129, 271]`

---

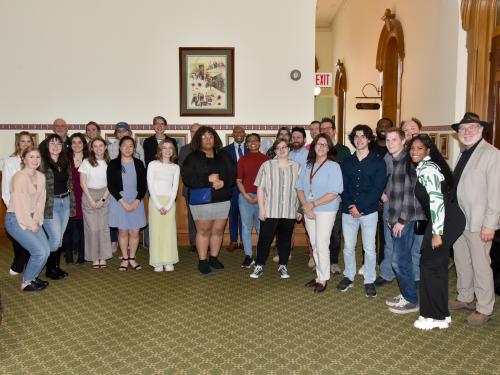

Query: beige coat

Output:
[456, 139, 500, 232]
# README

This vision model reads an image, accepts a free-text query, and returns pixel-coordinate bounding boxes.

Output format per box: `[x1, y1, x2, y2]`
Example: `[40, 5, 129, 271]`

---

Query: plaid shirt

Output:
[385, 150, 424, 225]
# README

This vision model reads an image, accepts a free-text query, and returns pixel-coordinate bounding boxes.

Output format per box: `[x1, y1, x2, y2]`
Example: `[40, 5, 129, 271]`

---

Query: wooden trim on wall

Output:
[334, 59, 346, 144]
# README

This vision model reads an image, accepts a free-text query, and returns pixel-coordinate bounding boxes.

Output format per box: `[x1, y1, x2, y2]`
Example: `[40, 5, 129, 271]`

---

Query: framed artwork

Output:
[166, 133, 188, 149]
[179, 47, 235, 116]
[135, 133, 154, 148]
[226, 134, 276, 154]
[428, 133, 438, 146]
[15, 132, 39, 147]
[439, 134, 449, 159]
[105, 133, 117, 144]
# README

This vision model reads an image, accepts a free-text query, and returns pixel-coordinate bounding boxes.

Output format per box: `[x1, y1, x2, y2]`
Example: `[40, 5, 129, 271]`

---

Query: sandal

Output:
[119, 258, 129, 271]
[92, 263, 101, 269]
[128, 258, 142, 271]
[99, 260, 107, 269]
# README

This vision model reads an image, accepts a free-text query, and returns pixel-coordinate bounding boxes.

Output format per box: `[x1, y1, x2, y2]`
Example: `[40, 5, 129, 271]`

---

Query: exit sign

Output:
[315, 73, 333, 87]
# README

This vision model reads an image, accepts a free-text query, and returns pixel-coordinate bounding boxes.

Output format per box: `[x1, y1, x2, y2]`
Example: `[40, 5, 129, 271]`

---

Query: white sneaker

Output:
[358, 265, 365, 276]
[414, 317, 449, 330]
[153, 266, 163, 272]
[385, 294, 405, 307]
[250, 265, 264, 279]
[9, 268, 20, 276]
[418, 315, 452, 324]
[278, 265, 290, 279]
[164, 264, 174, 272]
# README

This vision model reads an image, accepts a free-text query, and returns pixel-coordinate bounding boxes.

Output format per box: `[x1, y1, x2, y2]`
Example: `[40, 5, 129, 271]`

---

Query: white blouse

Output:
[147, 160, 180, 210]
[78, 159, 108, 189]
[2, 155, 21, 206]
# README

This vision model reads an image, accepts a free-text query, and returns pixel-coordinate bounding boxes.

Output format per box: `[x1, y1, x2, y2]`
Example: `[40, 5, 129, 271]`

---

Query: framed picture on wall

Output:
[429, 133, 438, 146]
[15, 132, 39, 147]
[179, 47, 235, 116]
[439, 134, 449, 159]
[166, 133, 188, 149]
[226, 134, 276, 154]
[105, 133, 117, 144]
[134, 133, 154, 148]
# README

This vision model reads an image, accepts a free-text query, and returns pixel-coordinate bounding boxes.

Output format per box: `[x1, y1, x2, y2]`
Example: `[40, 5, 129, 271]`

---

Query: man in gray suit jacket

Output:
[178, 123, 200, 252]
[449, 113, 500, 326]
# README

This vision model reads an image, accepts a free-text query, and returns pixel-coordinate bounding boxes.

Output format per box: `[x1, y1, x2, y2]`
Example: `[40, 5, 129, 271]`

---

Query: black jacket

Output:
[143, 135, 179, 166]
[181, 149, 236, 203]
[106, 157, 147, 201]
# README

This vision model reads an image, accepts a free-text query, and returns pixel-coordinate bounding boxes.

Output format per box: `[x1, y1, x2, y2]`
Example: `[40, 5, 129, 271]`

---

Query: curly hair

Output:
[348, 124, 375, 147]
[190, 126, 223, 151]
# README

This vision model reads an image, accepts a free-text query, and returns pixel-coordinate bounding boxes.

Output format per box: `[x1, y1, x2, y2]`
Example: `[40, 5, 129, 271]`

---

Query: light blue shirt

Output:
[289, 147, 309, 170]
[295, 160, 343, 212]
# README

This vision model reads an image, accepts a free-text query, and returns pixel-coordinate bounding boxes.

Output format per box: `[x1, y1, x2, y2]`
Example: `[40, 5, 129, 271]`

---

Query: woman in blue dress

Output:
[107, 136, 147, 271]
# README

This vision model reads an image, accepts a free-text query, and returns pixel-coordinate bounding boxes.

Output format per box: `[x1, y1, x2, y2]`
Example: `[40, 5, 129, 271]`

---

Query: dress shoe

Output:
[46, 268, 65, 280]
[314, 282, 328, 293]
[22, 281, 47, 292]
[304, 279, 317, 288]
[33, 278, 49, 287]
[464, 311, 494, 326]
[226, 242, 238, 252]
[448, 299, 476, 311]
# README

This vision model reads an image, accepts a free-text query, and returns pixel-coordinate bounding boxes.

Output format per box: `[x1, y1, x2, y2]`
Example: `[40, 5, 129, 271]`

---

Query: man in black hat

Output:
[449, 112, 500, 326]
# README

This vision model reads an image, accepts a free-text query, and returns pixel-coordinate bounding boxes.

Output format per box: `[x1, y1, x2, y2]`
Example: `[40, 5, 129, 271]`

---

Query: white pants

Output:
[304, 211, 337, 282]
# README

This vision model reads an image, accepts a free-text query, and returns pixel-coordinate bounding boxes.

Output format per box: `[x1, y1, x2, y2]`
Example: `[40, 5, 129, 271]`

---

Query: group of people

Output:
[2, 112, 499, 331]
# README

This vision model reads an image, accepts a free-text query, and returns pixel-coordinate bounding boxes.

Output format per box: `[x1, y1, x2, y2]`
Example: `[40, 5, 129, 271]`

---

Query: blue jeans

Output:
[391, 220, 418, 304]
[5, 213, 50, 284]
[43, 196, 70, 252]
[342, 212, 378, 284]
[412, 234, 423, 281]
[238, 193, 260, 257]
[379, 204, 396, 281]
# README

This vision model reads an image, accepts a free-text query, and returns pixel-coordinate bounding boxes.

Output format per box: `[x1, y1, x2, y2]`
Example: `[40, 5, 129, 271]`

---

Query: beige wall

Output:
[318, 0, 467, 162]
[0, 0, 315, 164]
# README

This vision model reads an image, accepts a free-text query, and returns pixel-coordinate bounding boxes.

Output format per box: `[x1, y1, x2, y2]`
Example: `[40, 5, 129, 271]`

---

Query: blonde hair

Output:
[20, 146, 40, 169]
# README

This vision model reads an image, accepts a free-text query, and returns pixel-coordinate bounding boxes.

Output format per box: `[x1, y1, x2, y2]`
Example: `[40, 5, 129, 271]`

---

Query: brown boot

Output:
[448, 299, 476, 311]
[464, 311, 494, 326]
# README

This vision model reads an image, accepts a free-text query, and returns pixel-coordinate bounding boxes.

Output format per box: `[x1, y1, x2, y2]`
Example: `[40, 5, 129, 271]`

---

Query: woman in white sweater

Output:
[147, 139, 180, 271]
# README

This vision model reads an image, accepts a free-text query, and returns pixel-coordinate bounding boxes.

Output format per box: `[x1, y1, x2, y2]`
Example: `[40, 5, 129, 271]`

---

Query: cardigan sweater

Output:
[106, 157, 147, 201]
[40, 162, 76, 219]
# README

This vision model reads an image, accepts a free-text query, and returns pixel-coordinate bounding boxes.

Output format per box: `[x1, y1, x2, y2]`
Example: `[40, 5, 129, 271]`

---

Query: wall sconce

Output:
[355, 83, 381, 110]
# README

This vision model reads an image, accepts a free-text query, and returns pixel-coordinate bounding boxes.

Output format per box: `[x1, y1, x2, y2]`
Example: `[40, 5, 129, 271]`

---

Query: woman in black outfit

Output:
[408, 134, 465, 330]
[181, 126, 236, 275]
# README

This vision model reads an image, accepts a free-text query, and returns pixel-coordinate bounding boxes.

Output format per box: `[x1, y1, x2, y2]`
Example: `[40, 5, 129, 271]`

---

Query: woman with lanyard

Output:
[297, 134, 343, 293]
[2, 131, 34, 276]
[40, 134, 76, 280]
[250, 138, 301, 279]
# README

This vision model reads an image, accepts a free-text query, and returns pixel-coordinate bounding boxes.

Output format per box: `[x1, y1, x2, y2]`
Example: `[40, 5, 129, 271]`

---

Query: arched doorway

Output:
[376, 9, 405, 126]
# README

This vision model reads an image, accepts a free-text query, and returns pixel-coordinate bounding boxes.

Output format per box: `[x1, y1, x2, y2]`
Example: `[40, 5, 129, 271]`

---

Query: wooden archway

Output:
[376, 9, 405, 126]
[461, 0, 500, 148]
[334, 59, 346, 144]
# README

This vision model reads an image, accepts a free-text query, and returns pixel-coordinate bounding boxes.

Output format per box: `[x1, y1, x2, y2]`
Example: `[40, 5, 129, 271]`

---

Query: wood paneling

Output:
[334, 60, 346, 144]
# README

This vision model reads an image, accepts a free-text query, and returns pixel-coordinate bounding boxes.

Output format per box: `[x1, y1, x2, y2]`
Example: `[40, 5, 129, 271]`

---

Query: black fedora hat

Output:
[451, 112, 491, 132]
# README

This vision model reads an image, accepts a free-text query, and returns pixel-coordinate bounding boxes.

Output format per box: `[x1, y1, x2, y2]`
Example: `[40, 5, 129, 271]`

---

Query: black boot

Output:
[55, 248, 69, 277]
[46, 252, 64, 280]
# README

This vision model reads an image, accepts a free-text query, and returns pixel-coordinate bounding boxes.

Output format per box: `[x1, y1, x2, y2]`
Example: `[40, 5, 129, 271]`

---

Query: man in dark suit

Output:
[221, 125, 247, 252]
[143, 115, 178, 166]
[179, 123, 200, 252]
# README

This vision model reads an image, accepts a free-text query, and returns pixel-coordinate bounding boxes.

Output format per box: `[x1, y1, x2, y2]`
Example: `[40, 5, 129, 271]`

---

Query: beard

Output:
[292, 142, 304, 150]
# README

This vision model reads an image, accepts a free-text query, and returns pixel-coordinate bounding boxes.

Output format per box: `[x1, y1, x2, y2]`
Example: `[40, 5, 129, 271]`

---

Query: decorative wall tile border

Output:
[0, 123, 454, 132]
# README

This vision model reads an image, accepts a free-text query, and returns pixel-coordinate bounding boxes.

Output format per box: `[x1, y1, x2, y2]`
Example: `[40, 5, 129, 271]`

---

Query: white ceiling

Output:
[316, 0, 344, 28]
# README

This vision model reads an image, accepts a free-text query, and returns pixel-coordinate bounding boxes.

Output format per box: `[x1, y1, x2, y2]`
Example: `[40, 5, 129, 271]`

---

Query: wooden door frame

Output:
[334, 59, 346, 144]
[376, 9, 405, 127]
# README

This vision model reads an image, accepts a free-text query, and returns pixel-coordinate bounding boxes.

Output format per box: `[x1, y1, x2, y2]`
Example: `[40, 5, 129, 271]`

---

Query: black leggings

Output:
[255, 218, 295, 266]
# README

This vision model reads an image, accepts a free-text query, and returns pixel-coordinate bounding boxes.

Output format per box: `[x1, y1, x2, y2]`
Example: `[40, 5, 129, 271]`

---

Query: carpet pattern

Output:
[0, 245, 498, 374]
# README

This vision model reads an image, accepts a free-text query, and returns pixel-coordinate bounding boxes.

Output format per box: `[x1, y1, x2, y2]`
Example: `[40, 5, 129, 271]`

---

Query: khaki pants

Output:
[453, 229, 495, 315]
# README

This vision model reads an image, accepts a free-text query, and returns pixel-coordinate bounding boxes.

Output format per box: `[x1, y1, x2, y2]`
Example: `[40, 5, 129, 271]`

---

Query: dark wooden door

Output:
[487, 34, 500, 148]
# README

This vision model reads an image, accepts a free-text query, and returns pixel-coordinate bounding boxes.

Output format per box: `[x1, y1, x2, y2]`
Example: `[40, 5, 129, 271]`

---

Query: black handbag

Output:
[414, 220, 428, 235]
[189, 187, 212, 205]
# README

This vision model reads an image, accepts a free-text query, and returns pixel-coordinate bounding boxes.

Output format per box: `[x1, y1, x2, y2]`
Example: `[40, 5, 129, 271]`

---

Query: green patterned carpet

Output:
[0, 244, 498, 374]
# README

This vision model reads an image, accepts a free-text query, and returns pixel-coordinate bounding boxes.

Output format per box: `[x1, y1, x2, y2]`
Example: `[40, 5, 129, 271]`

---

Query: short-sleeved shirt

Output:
[237, 152, 270, 194]
[78, 159, 108, 189]
[296, 160, 343, 212]
[289, 147, 309, 170]
[254, 159, 300, 219]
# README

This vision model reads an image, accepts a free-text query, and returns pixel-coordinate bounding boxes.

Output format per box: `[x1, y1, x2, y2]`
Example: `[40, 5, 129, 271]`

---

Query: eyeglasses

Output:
[458, 124, 481, 134]
[320, 126, 333, 131]
[276, 146, 289, 151]
[201, 134, 214, 139]
[316, 143, 329, 149]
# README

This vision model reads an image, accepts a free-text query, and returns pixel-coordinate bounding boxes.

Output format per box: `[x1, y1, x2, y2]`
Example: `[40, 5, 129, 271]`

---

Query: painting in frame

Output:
[135, 133, 188, 151]
[439, 134, 449, 159]
[179, 47, 234, 117]
[226, 134, 275, 154]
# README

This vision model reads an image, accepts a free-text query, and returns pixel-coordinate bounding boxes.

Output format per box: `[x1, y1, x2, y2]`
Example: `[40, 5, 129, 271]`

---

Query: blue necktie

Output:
[238, 144, 243, 159]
